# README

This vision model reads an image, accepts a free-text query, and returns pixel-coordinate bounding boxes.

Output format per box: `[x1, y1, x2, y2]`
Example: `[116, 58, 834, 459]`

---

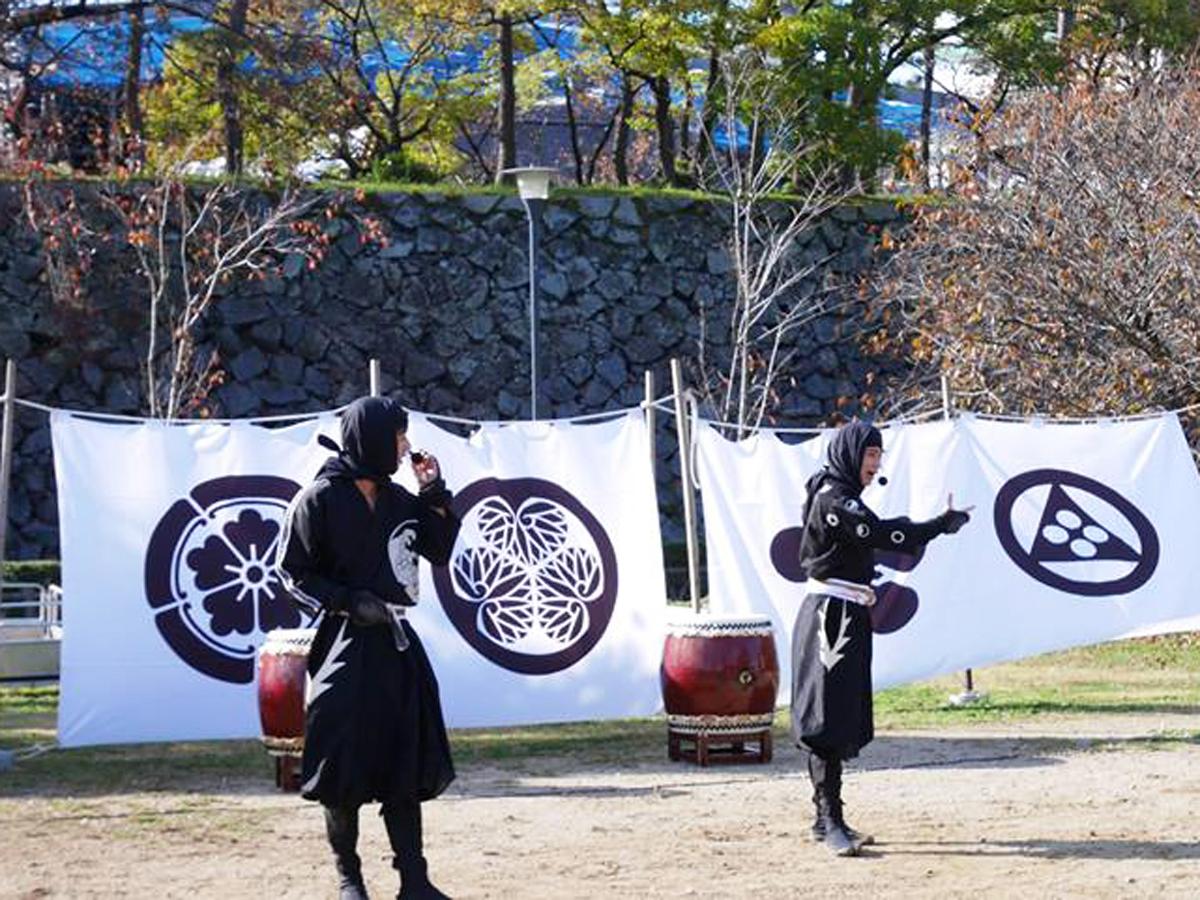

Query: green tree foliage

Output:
[8, 0, 1200, 186]
[143, 31, 313, 177]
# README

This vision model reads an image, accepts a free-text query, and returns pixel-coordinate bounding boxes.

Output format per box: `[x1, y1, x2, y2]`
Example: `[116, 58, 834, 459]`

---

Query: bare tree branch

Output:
[872, 66, 1200, 428]
[693, 50, 855, 435]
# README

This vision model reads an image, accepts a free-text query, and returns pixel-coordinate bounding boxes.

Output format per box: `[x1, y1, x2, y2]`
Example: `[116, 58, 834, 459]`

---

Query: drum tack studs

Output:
[738, 669, 754, 686]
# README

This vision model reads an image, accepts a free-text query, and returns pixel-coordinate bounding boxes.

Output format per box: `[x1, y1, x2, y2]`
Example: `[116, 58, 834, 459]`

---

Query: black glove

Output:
[348, 589, 390, 627]
[419, 476, 452, 509]
[941, 509, 970, 534]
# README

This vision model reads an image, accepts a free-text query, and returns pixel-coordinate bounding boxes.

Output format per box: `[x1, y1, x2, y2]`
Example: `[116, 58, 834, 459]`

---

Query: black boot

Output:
[807, 754, 861, 857]
[808, 754, 873, 848]
[382, 798, 451, 900]
[325, 804, 370, 899]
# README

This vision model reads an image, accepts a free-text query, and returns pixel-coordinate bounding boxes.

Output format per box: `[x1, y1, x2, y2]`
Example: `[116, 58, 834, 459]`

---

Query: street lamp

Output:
[502, 166, 557, 420]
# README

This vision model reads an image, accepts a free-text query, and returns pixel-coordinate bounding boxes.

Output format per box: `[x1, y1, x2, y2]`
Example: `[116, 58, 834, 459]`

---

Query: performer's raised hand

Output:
[410, 450, 441, 488]
[412, 450, 452, 512]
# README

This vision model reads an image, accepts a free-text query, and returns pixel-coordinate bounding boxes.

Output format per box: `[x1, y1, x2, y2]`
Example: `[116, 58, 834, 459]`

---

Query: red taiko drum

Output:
[661, 615, 779, 738]
[257, 627, 315, 790]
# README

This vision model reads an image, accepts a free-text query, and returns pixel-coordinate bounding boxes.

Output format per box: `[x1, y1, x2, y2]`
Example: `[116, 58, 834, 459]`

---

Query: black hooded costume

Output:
[790, 421, 967, 856]
[276, 396, 459, 898]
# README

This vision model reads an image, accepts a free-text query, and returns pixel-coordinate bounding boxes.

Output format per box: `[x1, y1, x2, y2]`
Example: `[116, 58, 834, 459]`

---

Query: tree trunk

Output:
[652, 74, 678, 185]
[217, 0, 249, 176]
[614, 74, 636, 186]
[696, 0, 727, 169]
[920, 38, 935, 190]
[585, 106, 618, 185]
[680, 78, 692, 157]
[563, 74, 584, 185]
[495, 14, 517, 183]
[121, 6, 144, 164]
[1056, 5, 1076, 43]
[697, 43, 720, 168]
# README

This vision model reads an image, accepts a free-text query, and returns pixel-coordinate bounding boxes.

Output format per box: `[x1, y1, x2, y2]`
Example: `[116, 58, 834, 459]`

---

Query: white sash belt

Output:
[805, 578, 876, 607]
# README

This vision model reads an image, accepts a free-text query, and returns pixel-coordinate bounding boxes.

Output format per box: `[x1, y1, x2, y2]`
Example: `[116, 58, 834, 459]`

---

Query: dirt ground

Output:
[2, 713, 1199, 899]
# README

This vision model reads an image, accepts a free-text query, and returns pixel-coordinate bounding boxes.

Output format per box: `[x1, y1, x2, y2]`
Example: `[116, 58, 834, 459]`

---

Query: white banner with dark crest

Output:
[405, 409, 667, 728]
[696, 414, 1200, 695]
[52, 407, 666, 746]
[52, 411, 334, 747]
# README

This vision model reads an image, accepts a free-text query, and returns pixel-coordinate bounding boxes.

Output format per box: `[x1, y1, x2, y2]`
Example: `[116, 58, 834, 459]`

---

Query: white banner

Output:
[53, 408, 665, 746]
[53, 412, 336, 747]
[406, 411, 666, 728]
[696, 414, 1200, 693]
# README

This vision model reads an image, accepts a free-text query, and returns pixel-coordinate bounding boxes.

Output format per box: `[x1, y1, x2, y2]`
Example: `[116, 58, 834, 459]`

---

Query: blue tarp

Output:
[30, 13, 937, 139]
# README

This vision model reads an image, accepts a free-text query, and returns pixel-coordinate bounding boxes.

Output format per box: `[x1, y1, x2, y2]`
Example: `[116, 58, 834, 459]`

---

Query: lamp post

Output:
[502, 166, 557, 420]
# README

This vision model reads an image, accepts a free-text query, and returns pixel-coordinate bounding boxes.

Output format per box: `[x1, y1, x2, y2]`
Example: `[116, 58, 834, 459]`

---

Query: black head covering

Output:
[317, 397, 409, 481]
[802, 420, 883, 523]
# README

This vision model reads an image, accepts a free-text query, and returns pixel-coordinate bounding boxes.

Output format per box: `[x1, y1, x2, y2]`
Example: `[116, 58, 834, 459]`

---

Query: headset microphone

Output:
[877, 475, 889, 486]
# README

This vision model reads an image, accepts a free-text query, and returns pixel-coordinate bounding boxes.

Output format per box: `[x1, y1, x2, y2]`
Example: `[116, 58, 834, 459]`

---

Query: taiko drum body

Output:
[257, 628, 315, 759]
[660, 615, 779, 734]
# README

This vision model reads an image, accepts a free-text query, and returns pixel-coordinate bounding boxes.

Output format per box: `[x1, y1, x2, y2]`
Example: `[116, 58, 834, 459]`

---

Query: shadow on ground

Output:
[878, 838, 1200, 862]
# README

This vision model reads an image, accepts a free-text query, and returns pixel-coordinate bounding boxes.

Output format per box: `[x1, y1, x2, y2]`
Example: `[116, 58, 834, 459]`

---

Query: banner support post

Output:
[369, 359, 381, 398]
[644, 370, 656, 475]
[671, 359, 702, 614]
[0, 360, 14, 592]
[943, 375, 986, 707]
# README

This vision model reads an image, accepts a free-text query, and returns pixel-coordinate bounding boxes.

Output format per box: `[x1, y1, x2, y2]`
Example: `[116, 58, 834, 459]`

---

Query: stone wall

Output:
[0, 184, 903, 560]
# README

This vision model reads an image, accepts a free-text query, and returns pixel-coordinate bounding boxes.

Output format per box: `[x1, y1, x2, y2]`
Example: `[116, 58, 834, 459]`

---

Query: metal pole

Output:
[671, 359, 702, 613]
[0, 360, 16, 593]
[644, 370, 656, 473]
[942, 373, 984, 706]
[369, 358, 381, 398]
[523, 197, 545, 420]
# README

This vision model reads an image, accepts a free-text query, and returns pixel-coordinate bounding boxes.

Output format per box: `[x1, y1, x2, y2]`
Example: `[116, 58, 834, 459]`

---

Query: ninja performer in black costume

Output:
[792, 420, 971, 856]
[277, 396, 460, 899]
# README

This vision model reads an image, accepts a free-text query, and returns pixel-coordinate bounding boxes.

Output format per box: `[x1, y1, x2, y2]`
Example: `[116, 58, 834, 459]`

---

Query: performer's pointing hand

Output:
[942, 492, 973, 534]
[947, 492, 975, 513]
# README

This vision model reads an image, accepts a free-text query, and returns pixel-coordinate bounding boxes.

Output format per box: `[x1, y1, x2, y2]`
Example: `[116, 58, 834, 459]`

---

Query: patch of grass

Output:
[874, 634, 1200, 730]
[450, 718, 664, 768]
[2, 560, 60, 586]
[0, 685, 59, 716]
[2, 172, 910, 209]
[1044, 633, 1200, 671]
[0, 737, 271, 798]
[2, 634, 1196, 795]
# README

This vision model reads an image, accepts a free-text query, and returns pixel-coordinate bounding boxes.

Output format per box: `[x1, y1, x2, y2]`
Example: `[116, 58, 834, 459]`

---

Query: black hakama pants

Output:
[300, 616, 455, 807]
[790, 593, 874, 760]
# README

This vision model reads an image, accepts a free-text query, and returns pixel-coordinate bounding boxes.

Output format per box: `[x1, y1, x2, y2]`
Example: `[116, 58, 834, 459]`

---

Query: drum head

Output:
[260, 627, 317, 653]
[665, 614, 774, 637]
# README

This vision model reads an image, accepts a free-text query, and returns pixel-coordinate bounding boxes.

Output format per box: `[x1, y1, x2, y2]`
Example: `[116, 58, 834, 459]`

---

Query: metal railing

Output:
[0, 582, 63, 640]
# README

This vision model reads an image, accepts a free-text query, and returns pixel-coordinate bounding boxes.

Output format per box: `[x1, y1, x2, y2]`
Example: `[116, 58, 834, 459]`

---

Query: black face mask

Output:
[317, 397, 409, 481]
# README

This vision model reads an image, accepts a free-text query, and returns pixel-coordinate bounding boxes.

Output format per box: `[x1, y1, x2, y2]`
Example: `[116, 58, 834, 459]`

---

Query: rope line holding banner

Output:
[12, 397, 342, 426]
[15, 391, 1200, 432]
[683, 405, 945, 435]
[687, 390, 702, 491]
[963, 408, 1198, 424]
[666, 402, 1200, 431]
[13, 742, 56, 761]
[15, 396, 670, 429]
[422, 403, 650, 428]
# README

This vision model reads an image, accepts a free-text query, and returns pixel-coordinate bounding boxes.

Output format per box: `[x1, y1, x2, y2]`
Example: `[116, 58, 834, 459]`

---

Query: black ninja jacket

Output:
[278, 397, 459, 613]
[798, 421, 962, 585]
